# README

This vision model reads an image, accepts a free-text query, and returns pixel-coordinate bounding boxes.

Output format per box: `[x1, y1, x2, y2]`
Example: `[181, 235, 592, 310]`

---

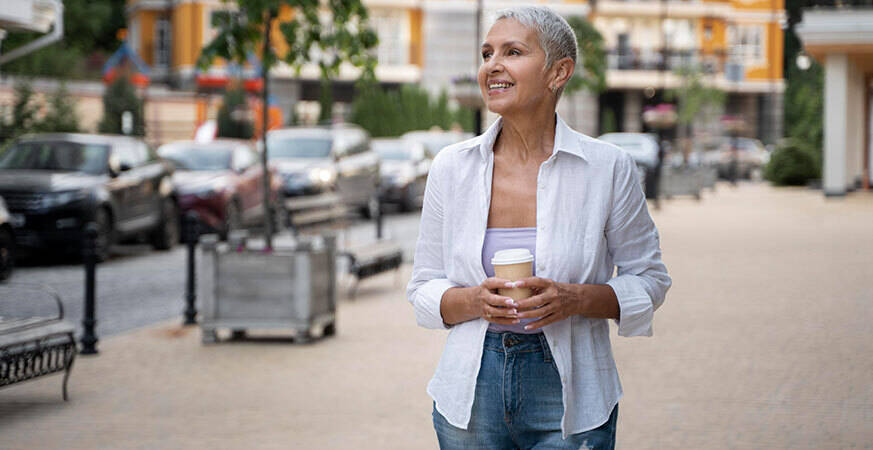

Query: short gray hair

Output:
[492, 6, 577, 97]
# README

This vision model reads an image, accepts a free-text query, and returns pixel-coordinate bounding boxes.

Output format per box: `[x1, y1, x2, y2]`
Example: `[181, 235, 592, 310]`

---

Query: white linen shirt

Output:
[407, 114, 672, 438]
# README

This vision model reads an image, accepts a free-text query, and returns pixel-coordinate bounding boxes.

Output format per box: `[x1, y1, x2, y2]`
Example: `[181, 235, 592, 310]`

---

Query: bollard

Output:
[80, 222, 99, 355]
[183, 211, 199, 325]
[375, 200, 383, 240]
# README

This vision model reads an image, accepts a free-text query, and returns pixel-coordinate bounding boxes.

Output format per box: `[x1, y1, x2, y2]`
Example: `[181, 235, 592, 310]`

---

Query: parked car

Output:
[401, 130, 473, 157]
[266, 124, 381, 218]
[373, 138, 430, 211]
[702, 137, 770, 180]
[0, 196, 15, 281]
[157, 139, 283, 240]
[0, 134, 179, 261]
[597, 132, 661, 192]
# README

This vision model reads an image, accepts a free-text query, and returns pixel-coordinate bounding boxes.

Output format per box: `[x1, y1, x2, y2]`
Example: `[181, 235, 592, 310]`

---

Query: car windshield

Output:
[160, 146, 233, 170]
[268, 137, 332, 159]
[373, 142, 410, 160]
[0, 141, 109, 174]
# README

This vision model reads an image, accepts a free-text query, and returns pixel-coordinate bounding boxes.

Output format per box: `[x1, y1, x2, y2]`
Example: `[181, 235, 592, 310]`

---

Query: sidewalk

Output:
[1, 183, 872, 449]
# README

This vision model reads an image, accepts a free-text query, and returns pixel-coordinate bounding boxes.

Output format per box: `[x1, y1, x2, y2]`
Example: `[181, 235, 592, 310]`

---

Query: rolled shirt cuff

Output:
[412, 278, 459, 330]
[607, 275, 654, 337]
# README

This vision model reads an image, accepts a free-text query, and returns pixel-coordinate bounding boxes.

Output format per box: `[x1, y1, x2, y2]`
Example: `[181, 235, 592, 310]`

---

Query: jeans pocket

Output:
[538, 334, 554, 363]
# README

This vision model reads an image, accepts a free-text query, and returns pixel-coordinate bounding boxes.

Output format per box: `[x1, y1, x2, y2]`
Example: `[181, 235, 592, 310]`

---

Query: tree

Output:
[350, 85, 473, 137]
[197, 0, 378, 247]
[39, 83, 80, 133]
[562, 17, 607, 128]
[98, 75, 145, 136]
[666, 65, 726, 163]
[217, 86, 254, 139]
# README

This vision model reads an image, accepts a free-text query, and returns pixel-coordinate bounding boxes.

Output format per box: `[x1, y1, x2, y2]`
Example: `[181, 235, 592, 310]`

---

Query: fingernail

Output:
[509, 309, 517, 315]
[504, 282, 515, 288]
[514, 281, 525, 287]
[524, 325, 531, 330]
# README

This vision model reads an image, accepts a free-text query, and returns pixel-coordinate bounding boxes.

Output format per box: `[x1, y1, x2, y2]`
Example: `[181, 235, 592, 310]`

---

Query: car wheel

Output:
[93, 207, 114, 262]
[221, 200, 243, 241]
[0, 228, 14, 281]
[151, 198, 179, 250]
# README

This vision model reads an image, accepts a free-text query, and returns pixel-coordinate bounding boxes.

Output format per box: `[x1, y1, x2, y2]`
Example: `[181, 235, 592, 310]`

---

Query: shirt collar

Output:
[461, 113, 589, 163]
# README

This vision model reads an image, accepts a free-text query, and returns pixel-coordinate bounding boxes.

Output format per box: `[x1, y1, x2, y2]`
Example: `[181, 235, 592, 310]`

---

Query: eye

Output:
[482, 51, 492, 60]
[508, 48, 521, 56]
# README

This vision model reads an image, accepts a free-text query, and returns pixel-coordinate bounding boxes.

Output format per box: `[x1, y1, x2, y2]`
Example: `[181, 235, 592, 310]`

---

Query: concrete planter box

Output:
[199, 232, 337, 343]
[661, 166, 703, 200]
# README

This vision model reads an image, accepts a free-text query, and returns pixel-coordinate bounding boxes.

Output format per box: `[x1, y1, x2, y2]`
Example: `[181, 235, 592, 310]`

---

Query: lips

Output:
[487, 80, 514, 94]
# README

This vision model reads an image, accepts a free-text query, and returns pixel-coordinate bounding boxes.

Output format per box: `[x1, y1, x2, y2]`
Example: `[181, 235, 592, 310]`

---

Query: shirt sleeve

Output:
[406, 151, 458, 330]
[605, 151, 672, 337]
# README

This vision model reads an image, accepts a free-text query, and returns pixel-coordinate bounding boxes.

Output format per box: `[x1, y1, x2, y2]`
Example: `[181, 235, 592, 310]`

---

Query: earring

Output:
[551, 85, 557, 94]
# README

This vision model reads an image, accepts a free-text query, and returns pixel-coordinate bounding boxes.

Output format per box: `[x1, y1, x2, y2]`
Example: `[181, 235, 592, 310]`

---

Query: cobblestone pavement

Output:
[0, 183, 871, 449]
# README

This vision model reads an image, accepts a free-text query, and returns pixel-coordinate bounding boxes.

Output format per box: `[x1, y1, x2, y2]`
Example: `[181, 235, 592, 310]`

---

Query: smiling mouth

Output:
[487, 82, 514, 93]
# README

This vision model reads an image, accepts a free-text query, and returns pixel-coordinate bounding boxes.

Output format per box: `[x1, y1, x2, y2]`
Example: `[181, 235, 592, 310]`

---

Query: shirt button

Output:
[561, 377, 567, 383]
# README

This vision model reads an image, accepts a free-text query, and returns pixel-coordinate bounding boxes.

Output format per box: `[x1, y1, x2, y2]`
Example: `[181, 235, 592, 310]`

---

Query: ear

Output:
[551, 57, 575, 90]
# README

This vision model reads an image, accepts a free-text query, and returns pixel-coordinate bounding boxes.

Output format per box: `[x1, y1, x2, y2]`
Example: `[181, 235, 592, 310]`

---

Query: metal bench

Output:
[340, 240, 403, 298]
[0, 285, 76, 401]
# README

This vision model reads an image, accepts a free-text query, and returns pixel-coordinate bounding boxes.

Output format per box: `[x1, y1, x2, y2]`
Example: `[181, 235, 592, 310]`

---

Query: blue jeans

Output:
[433, 331, 618, 450]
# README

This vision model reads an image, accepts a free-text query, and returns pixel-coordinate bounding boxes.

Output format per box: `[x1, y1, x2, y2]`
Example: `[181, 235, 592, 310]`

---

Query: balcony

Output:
[594, 0, 733, 19]
[607, 48, 726, 74]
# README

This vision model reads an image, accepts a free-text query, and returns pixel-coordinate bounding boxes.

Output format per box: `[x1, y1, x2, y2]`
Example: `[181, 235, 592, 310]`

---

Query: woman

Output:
[407, 6, 671, 449]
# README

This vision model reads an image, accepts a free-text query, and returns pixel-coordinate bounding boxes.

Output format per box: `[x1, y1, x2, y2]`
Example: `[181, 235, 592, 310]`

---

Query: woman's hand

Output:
[512, 277, 582, 331]
[472, 278, 521, 325]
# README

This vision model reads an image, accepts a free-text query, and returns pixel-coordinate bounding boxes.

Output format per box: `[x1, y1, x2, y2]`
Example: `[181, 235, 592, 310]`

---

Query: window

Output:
[370, 9, 408, 66]
[232, 148, 257, 171]
[154, 18, 171, 67]
[728, 25, 765, 67]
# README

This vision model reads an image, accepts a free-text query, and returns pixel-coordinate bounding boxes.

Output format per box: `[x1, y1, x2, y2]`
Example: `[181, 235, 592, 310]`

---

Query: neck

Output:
[496, 109, 557, 163]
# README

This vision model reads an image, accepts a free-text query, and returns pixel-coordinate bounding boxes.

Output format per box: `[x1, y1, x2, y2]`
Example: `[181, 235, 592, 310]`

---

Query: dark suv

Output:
[0, 134, 179, 261]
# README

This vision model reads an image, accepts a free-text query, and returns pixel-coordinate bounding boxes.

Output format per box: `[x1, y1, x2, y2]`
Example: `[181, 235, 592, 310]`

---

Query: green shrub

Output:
[350, 84, 473, 137]
[38, 83, 80, 133]
[98, 75, 145, 136]
[764, 139, 820, 186]
[217, 86, 253, 139]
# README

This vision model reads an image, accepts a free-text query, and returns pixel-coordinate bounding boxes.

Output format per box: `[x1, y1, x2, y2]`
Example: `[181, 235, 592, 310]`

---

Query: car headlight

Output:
[309, 167, 337, 186]
[42, 190, 88, 209]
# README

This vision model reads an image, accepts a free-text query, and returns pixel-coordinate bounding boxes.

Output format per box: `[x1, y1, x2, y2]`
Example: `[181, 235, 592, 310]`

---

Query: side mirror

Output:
[108, 155, 121, 177]
[119, 162, 133, 172]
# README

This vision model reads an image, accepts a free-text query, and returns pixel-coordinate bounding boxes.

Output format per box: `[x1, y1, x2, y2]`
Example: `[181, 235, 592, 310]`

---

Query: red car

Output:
[157, 140, 283, 239]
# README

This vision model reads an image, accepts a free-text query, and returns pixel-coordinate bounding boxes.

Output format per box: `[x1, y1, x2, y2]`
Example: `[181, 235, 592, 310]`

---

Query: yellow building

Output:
[126, 0, 784, 141]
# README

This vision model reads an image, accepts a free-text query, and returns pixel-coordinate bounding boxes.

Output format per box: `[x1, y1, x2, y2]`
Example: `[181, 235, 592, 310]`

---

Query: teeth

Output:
[489, 82, 513, 89]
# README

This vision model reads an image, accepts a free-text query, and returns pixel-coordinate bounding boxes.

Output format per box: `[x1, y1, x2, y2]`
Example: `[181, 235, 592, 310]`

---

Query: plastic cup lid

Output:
[491, 248, 534, 265]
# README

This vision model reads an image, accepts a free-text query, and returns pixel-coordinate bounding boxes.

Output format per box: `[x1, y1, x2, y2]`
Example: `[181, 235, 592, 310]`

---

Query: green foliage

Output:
[764, 139, 820, 186]
[0, 0, 123, 78]
[217, 86, 254, 139]
[784, 62, 823, 152]
[98, 76, 145, 136]
[197, 0, 378, 84]
[350, 84, 473, 137]
[38, 84, 80, 133]
[600, 108, 617, 134]
[0, 80, 80, 146]
[665, 65, 726, 129]
[564, 17, 607, 96]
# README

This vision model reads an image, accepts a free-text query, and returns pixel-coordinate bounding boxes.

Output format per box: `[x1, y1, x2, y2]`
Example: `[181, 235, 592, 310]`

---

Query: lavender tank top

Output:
[481, 227, 541, 334]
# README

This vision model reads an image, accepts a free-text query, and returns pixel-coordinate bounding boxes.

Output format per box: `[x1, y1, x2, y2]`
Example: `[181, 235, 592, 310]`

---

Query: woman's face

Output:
[478, 19, 551, 117]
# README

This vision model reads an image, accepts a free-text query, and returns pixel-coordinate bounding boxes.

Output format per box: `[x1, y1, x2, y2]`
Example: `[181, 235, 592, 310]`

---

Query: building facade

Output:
[125, 0, 784, 141]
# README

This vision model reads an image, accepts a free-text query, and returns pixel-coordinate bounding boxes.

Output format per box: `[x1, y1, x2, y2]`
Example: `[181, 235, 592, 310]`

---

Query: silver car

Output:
[373, 138, 430, 212]
[266, 124, 381, 218]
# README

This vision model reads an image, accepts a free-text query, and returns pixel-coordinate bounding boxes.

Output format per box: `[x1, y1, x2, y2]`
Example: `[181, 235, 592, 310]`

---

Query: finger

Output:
[516, 302, 554, 320]
[481, 277, 512, 290]
[482, 292, 518, 308]
[513, 276, 552, 289]
[514, 293, 550, 312]
[483, 304, 518, 320]
[522, 312, 562, 331]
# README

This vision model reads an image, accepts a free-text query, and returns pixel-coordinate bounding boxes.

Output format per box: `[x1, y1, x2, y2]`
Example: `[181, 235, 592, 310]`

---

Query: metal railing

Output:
[606, 48, 727, 74]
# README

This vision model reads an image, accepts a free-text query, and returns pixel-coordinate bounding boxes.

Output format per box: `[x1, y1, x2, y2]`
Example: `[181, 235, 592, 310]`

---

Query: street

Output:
[2, 209, 422, 338]
[1, 182, 872, 449]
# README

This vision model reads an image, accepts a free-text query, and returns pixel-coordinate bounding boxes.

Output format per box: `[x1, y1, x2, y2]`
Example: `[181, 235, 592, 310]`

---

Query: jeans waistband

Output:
[484, 331, 551, 358]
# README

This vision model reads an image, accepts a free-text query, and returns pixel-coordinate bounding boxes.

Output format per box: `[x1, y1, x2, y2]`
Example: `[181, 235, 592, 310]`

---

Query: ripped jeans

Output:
[433, 331, 618, 450]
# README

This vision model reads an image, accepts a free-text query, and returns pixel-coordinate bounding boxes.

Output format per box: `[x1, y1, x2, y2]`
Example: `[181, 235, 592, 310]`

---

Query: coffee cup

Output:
[491, 248, 534, 301]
